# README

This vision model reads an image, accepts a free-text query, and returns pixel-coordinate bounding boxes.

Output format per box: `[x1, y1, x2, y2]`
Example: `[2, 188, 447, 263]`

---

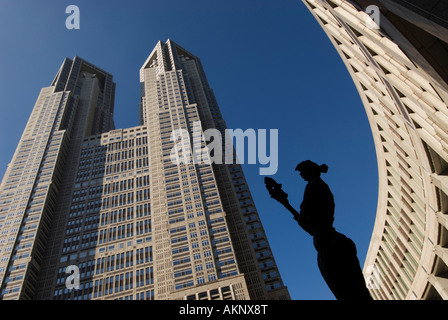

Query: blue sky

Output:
[0, 0, 378, 300]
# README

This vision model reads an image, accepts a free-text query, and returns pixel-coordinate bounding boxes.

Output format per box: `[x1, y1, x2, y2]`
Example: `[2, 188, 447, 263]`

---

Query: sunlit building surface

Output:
[0, 40, 289, 300]
[302, 0, 448, 299]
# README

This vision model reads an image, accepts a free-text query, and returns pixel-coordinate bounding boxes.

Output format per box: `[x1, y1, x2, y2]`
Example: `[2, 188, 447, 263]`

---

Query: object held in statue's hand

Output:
[264, 177, 289, 205]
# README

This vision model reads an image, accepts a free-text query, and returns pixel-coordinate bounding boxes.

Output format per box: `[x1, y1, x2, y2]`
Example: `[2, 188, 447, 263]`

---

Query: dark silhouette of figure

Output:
[265, 160, 372, 300]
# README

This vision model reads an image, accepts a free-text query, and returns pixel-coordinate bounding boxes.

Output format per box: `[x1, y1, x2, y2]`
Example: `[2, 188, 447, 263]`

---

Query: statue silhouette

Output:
[265, 160, 372, 300]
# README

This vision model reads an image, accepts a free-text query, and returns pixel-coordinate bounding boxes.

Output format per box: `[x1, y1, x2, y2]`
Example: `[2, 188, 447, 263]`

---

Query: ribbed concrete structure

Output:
[301, 0, 448, 299]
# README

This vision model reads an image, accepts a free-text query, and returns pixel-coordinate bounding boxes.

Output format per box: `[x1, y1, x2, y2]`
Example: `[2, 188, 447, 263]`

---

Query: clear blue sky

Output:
[0, 0, 378, 300]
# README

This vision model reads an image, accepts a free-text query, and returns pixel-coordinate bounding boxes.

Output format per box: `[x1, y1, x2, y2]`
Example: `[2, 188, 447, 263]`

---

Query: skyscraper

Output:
[0, 57, 115, 299]
[0, 40, 289, 300]
[301, 0, 448, 299]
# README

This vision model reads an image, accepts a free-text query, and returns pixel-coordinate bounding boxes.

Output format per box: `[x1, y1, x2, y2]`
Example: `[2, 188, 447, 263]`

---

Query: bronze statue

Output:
[265, 160, 372, 300]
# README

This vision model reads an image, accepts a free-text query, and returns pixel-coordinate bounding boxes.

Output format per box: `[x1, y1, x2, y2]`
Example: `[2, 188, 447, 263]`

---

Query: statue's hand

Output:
[264, 177, 290, 206]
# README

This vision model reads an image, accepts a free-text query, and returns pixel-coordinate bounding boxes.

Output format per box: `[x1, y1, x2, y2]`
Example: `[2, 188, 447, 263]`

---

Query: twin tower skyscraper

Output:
[0, 40, 290, 300]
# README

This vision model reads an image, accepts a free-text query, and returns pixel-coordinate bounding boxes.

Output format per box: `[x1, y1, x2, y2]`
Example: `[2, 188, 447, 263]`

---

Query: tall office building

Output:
[301, 0, 448, 299]
[0, 57, 115, 299]
[0, 40, 289, 300]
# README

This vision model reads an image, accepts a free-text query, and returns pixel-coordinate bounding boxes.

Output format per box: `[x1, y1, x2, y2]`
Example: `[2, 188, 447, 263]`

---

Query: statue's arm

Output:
[265, 177, 308, 231]
[281, 200, 299, 219]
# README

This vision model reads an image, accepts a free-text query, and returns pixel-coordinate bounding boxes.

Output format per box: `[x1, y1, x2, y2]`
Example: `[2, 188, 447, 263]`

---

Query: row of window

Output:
[98, 223, 139, 243]
[100, 189, 150, 209]
[53, 268, 154, 300]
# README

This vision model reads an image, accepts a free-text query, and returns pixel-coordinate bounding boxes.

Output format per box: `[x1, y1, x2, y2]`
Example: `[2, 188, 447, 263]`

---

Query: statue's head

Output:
[295, 160, 328, 181]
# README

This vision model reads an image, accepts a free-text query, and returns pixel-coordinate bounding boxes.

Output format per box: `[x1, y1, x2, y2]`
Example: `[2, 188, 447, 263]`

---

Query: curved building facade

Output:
[301, 0, 448, 299]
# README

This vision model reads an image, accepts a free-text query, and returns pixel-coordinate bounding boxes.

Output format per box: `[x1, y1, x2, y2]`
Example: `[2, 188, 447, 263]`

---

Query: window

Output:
[197, 277, 205, 284]
[195, 264, 203, 272]
[208, 274, 216, 281]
